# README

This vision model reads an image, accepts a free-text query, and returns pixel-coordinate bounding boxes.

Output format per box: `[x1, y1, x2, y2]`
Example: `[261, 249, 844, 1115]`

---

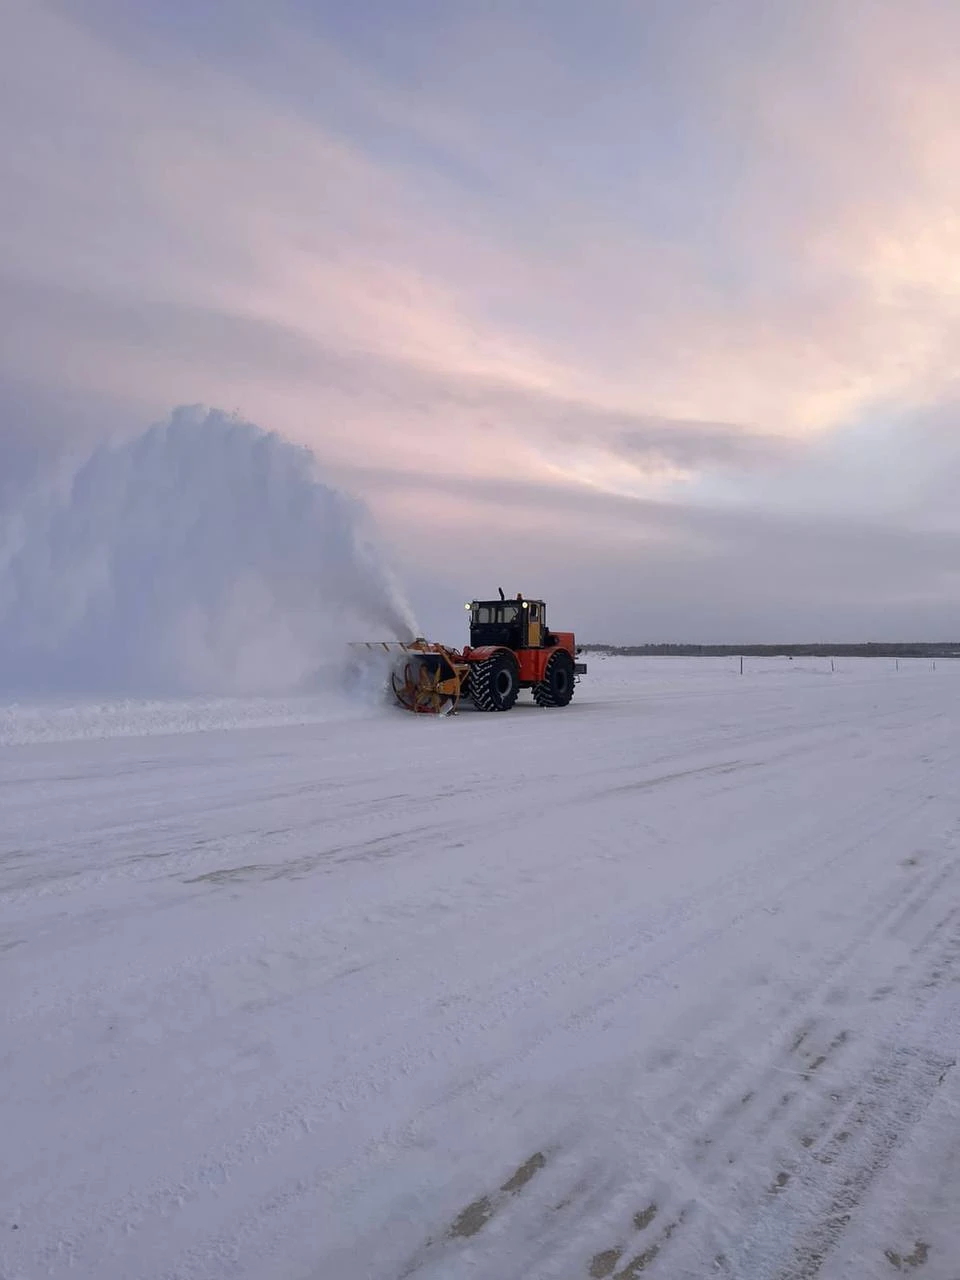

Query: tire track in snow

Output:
[391, 759, 960, 1278]
[574, 832, 960, 1278]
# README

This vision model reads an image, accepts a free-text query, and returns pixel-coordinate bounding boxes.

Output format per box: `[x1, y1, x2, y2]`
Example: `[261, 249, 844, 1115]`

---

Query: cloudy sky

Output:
[3, 0, 960, 642]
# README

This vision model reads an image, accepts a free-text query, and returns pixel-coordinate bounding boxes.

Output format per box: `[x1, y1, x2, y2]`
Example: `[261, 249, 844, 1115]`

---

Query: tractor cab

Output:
[467, 593, 548, 650]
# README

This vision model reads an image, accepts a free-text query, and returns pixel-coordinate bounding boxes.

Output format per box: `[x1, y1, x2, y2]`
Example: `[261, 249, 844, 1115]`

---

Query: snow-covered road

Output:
[3, 657, 960, 1280]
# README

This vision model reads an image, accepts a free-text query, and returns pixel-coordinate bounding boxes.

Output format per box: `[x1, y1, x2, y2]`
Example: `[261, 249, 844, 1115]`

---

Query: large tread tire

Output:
[469, 651, 520, 712]
[533, 649, 575, 707]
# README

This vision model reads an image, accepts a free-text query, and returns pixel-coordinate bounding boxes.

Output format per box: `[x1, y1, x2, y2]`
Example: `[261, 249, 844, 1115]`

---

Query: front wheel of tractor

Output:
[469, 651, 520, 712]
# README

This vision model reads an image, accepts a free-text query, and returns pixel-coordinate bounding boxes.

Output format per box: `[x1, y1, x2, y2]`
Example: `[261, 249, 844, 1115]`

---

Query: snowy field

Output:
[3, 655, 960, 1280]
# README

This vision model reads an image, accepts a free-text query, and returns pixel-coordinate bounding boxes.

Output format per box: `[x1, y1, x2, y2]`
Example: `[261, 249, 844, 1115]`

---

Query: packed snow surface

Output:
[3, 656, 960, 1280]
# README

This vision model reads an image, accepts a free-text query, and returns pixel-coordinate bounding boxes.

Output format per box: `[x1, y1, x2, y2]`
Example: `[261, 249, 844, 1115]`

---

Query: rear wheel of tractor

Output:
[470, 651, 519, 712]
[533, 649, 575, 707]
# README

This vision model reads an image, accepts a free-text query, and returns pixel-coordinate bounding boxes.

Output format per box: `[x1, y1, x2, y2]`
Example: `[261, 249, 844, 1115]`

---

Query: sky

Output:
[2, 0, 960, 643]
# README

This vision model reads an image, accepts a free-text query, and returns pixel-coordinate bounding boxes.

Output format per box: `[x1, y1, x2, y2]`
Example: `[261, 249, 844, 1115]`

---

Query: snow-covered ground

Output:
[3, 656, 960, 1280]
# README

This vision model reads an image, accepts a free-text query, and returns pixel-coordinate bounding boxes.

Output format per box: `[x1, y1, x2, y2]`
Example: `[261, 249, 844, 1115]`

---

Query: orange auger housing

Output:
[352, 591, 587, 715]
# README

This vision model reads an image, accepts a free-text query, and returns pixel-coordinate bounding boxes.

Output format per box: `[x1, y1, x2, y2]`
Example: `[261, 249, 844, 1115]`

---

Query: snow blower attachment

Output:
[349, 640, 469, 715]
[351, 592, 587, 715]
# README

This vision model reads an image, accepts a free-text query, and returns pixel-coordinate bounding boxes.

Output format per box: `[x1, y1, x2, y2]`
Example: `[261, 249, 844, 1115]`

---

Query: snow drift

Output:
[0, 407, 418, 696]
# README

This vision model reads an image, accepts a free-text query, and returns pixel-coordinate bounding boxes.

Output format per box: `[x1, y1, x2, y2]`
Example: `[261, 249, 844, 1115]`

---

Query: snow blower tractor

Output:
[352, 591, 587, 715]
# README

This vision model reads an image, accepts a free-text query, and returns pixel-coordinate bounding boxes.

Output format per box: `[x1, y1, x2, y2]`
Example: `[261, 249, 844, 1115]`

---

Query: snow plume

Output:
[0, 407, 418, 696]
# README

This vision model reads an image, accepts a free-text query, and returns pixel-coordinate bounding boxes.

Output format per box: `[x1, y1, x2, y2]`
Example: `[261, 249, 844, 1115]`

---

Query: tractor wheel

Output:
[533, 649, 575, 707]
[469, 651, 520, 712]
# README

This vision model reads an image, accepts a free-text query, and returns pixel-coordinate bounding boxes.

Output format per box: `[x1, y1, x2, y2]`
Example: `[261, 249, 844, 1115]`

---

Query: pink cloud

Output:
[4, 0, 960, 534]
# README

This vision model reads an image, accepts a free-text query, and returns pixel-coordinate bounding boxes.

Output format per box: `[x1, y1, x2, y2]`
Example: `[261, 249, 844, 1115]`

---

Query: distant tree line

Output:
[581, 642, 960, 658]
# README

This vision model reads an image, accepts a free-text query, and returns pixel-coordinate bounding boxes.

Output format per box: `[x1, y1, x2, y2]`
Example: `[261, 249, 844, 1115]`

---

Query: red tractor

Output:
[354, 591, 587, 714]
[460, 590, 586, 711]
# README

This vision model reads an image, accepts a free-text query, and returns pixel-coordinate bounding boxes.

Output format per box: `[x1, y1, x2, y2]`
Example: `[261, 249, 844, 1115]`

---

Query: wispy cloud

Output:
[3, 1, 960, 637]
